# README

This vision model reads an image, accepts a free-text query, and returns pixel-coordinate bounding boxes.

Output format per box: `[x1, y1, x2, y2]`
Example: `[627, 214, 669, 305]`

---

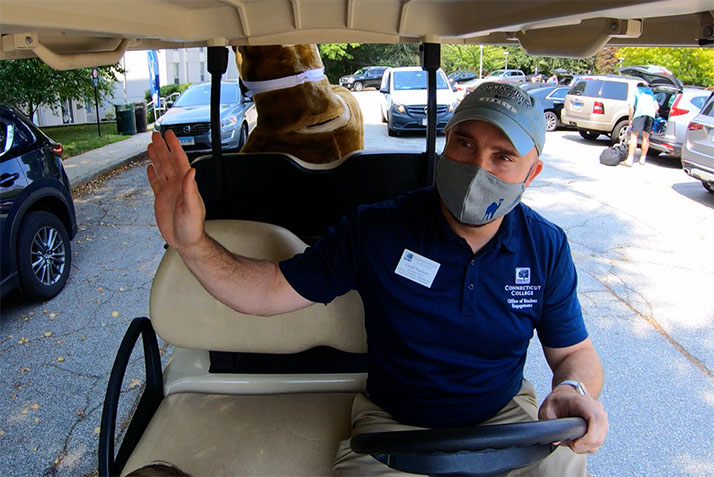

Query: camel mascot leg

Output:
[235, 44, 363, 164]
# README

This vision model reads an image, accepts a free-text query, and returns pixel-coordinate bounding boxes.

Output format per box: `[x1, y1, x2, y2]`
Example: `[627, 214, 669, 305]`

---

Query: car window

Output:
[569, 80, 602, 97]
[600, 81, 628, 100]
[174, 83, 239, 106]
[691, 95, 709, 110]
[0, 121, 12, 156]
[700, 96, 714, 117]
[549, 88, 568, 100]
[393, 70, 449, 90]
[353, 69, 365, 75]
[11, 117, 36, 149]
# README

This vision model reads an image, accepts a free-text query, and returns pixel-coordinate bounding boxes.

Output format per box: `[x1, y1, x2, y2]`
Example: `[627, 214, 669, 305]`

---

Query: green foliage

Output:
[319, 44, 360, 61]
[441, 44, 595, 77]
[143, 82, 192, 103]
[0, 58, 123, 117]
[619, 47, 714, 86]
[39, 122, 126, 159]
[319, 43, 420, 83]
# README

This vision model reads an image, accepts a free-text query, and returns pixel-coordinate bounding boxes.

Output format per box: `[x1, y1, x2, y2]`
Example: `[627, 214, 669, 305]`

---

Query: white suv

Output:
[561, 75, 641, 145]
[379, 66, 458, 136]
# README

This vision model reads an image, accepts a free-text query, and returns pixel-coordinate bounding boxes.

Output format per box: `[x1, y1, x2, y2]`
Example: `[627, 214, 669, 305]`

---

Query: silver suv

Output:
[561, 75, 642, 145]
[681, 91, 714, 193]
[562, 66, 684, 146]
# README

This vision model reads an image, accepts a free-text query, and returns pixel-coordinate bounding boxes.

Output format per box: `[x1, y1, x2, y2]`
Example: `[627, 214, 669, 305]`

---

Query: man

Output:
[147, 82, 608, 476]
[625, 83, 659, 167]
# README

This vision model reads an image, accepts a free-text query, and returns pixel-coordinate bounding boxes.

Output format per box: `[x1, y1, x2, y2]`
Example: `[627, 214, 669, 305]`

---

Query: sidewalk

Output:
[62, 130, 153, 188]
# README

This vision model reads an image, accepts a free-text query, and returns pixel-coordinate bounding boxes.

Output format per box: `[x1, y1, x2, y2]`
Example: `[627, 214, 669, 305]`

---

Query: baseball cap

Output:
[445, 82, 546, 155]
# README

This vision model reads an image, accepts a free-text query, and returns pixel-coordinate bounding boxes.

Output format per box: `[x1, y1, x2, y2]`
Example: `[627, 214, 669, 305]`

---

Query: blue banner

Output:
[147, 50, 160, 108]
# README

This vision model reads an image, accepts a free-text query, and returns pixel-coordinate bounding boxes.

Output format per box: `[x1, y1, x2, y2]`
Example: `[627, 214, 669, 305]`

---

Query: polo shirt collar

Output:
[427, 187, 519, 254]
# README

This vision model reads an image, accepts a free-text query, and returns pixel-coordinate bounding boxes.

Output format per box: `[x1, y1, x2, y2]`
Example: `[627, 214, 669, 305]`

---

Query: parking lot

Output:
[1, 91, 713, 476]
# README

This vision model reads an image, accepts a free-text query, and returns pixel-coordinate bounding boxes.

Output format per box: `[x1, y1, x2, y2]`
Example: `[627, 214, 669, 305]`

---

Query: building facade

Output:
[32, 47, 240, 126]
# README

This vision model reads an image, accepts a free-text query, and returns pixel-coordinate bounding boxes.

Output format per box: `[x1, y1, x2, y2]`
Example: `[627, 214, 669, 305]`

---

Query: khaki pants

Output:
[333, 380, 587, 476]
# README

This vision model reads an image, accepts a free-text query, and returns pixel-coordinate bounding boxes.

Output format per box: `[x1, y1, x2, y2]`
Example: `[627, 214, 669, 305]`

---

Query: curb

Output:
[68, 151, 149, 191]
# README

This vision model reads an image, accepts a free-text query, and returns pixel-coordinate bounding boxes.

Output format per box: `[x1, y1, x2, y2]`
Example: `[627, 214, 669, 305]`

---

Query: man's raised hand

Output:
[147, 130, 206, 253]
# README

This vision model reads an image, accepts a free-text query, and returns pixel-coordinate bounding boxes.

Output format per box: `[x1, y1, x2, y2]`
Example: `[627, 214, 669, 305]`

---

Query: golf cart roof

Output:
[1, 0, 713, 70]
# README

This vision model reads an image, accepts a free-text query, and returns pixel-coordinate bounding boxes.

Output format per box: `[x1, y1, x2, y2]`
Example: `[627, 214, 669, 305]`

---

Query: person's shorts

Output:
[632, 116, 654, 133]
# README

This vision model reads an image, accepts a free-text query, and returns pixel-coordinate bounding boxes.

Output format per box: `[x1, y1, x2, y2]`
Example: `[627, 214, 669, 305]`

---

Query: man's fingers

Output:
[164, 129, 192, 177]
[147, 164, 161, 193]
[182, 168, 205, 216]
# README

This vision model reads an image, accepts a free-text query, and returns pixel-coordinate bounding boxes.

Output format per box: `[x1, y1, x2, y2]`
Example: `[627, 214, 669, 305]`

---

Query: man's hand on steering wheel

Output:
[538, 385, 608, 454]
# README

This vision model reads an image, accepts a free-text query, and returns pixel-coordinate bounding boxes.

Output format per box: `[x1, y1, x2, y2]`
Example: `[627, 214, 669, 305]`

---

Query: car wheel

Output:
[578, 129, 600, 141]
[17, 211, 72, 301]
[703, 182, 714, 194]
[610, 120, 629, 146]
[544, 111, 558, 132]
[353, 81, 364, 92]
[237, 123, 248, 150]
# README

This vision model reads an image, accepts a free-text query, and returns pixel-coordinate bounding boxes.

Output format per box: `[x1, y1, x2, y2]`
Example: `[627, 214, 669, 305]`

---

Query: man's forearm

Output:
[176, 233, 309, 316]
[551, 348, 604, 399]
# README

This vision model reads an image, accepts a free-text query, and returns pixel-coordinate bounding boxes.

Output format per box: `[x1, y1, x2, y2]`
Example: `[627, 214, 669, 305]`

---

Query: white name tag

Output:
[394, 249, 441, 288]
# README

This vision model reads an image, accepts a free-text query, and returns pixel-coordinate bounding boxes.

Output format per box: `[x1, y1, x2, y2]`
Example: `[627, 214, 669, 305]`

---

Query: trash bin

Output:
[133, 102, 147, 133]
[114, 104, 136, 135]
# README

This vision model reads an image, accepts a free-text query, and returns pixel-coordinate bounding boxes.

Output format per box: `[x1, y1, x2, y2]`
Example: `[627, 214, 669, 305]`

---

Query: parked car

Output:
[644, 86, 710, 158]
[453, 76, 484, 102]
[379, 66, 457, 136]
[153, 81, 257, 153]
[338, 66, 389, 91]
[0, 105, 77, 301]
[529, 85, 571, 132]
[681, 91, 714, 193]
[448, 71, 477, 86]
[483, 69, 527, 84]
[561, 66, 683, 145]
[519, 82, 548, 91]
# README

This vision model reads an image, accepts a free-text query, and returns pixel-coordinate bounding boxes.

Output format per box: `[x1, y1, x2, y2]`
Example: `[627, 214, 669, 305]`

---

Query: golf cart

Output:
[2, 2, 712, 475]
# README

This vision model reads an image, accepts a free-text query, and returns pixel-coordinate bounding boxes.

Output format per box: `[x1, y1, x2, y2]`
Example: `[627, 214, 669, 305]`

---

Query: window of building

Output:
[173, 63, 180, 85]
[200, 62, 205, 82]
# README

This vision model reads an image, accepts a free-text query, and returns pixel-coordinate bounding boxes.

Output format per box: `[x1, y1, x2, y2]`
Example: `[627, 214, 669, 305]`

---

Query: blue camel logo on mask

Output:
[482, 198, 504, 221]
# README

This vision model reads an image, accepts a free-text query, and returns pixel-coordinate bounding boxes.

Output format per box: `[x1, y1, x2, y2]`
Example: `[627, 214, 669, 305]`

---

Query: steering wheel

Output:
[350, 417, 586, 476]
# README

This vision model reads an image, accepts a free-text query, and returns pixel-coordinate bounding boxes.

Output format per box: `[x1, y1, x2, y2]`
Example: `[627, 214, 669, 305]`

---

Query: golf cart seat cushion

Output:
[121, 391, 355, 476]
[150, 220, 366, 353]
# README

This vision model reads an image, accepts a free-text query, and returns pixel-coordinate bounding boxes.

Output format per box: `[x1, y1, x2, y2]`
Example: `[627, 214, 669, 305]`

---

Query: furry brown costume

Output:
[235, 45, 363, 164]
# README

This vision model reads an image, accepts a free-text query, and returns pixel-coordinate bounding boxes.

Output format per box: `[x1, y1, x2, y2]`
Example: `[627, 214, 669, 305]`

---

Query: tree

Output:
[319, 43, 420, 83]
[618, 47, 714, 86]
[0, 58, 123, 118]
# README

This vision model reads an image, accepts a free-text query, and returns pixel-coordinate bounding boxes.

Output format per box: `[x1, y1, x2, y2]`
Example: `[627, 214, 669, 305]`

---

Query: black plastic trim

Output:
[99, 317, 164, 477]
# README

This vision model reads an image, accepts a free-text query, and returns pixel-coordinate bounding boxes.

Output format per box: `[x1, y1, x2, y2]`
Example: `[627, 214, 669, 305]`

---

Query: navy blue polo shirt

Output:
[279, 187, 587, 428]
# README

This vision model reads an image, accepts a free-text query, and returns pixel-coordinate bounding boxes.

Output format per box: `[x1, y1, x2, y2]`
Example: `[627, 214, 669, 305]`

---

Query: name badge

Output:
[394, 249, 441, 288]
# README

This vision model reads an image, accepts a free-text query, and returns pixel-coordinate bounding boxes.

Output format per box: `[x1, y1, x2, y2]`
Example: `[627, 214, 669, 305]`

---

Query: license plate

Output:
[178, 136, 195, 146]
[421, 118, 428, 126]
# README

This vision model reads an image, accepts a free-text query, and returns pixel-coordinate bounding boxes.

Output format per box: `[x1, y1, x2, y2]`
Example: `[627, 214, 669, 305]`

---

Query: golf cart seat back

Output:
[191, 150, 428, 244]
[150, 220, 366, 354]
[119, 220, 367, 476]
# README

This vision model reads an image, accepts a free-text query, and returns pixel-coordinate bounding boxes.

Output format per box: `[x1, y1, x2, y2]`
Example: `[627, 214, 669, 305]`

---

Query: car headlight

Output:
[393, 103, 406, 114]
[448, 102, 457, 112]
[220, 115, 238, 129]
[153, 121, 161, 132]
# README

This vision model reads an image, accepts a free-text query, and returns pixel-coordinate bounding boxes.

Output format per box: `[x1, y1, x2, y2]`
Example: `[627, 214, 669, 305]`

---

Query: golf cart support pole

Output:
[208, 46, 229, 215]
[420, 43, 440, 185]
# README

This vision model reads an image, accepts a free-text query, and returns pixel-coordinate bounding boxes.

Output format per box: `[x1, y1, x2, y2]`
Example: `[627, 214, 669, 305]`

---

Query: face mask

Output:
[435, 154, 526, 226]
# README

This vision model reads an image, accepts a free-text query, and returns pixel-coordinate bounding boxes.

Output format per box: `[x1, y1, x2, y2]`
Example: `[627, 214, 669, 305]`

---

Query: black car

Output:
[448, 71, 477, 86]
[0, 105, 77, 301]
[529, 85, 571, 132]
[338, 66, 389, 91]
[154, 81, 257, 154]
